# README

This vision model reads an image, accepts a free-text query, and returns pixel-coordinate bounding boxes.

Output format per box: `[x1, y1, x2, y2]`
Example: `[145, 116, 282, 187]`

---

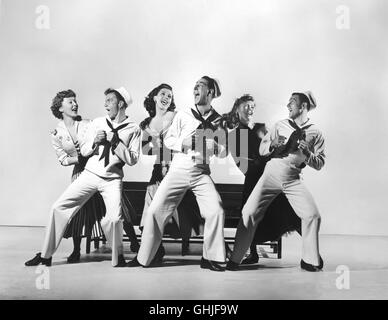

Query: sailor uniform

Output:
[137, 107, 227, 266]
[231, 118, 325, 266]
[41, 116, 141, 266]
[51, 120, 105, 240]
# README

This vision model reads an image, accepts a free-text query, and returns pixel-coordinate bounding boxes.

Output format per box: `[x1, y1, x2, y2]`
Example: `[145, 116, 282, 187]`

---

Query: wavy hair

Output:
[50, 89, 78, 120]
[219, 94, 255, 130]
[140, 83, 176, 130]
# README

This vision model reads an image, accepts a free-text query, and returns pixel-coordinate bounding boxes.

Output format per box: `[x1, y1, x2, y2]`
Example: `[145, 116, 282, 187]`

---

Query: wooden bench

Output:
[87, 182, 282, 259]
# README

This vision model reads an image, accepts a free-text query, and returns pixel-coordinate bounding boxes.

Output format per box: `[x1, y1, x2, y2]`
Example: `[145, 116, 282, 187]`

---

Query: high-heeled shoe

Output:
[67, 251, 81, 264]
[241, 252, 259, 265]
[300, 256, 324, 272]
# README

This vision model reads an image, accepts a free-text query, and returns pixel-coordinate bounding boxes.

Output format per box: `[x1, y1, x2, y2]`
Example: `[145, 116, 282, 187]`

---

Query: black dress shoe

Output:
[126, 256, 142, 267]
[241, 252, 259, 265]
[114, 254, 127, 268]
[67, 251, 80, 264]
[130, 241, 140, 253]
[181, 240, 190, 256]
[226, 260, 240, 271]
[25, 253, 52, 267]
[200, 257, 225, 272]
[300, 258, 323, 272]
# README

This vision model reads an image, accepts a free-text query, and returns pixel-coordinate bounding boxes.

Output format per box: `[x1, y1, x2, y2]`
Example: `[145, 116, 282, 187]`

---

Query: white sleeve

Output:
[80, 119, 98, 157]
[164, 113, 185, 152]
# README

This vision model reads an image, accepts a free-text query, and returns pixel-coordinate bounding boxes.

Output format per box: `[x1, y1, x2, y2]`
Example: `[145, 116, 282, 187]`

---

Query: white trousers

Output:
[137, 156, 226, 266]
[231, 161, 321, 266]
[41, 170, 124, 266]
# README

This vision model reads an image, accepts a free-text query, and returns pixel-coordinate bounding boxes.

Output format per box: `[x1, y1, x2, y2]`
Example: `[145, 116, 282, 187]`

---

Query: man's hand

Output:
[93, 130, 107, 146]
[298, 140, 311, 157]
[182, 134, 197, 152]
[270, 135, 286, 151]
[106, 131, 114, 142]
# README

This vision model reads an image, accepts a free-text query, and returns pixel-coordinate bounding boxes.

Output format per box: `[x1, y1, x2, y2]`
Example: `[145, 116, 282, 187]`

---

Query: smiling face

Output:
[154, 87, 173, 112]
[193, 78, 212, 106]
[287, 94, 303, 120]
[104, 92, 122, 120]
[237, 100, 256, 126]
[59, 96, 78, 119]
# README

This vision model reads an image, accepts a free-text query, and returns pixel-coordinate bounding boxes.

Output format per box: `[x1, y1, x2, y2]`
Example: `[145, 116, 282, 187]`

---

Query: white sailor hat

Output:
[113, 87, 133, 106]
[293, 90, 317, 110]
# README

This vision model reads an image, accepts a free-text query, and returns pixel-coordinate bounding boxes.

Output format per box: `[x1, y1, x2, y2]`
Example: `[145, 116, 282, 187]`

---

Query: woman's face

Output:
[154, 88, 173, 112]
[59, 96, 78, 119]
[237, 100, 256, 126]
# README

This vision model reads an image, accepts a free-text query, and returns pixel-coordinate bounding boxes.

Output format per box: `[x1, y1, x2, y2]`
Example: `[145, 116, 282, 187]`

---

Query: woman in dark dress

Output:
[220, 94, 301, 264]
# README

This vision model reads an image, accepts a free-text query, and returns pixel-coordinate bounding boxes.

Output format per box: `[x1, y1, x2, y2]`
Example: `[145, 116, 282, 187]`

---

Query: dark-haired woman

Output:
[140, 84, 202, 258]
[220, 94, 301, 264]
[49, 90, 139, 263]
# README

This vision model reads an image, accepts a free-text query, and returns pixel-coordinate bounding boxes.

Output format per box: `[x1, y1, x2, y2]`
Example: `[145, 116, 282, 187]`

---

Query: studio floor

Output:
[0, 226, 387, 300]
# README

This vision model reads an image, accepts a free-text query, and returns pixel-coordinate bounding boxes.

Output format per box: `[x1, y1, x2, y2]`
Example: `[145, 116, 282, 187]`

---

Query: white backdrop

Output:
[0, 0, 387, 235]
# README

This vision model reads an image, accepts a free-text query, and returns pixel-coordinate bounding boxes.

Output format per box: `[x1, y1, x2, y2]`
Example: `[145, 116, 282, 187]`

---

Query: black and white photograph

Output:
[0, 0, 387, 307]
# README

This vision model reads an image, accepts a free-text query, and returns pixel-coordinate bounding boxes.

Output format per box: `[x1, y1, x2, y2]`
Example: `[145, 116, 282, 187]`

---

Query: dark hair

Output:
[140, 83, 176, 130]
[50, 89, 77, 119]
[219, 94, 255, 129]
[292, 92, 311, 111]
[201, 76, 221, 98]
[104, 88, 128, 109]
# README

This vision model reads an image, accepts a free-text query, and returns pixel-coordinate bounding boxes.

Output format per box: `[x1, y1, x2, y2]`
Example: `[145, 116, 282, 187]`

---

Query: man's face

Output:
[193, 78, 212, 106]
[287, 94, 303, 119]
[59, 96, 78, 119]
[105, 92, 121, 120]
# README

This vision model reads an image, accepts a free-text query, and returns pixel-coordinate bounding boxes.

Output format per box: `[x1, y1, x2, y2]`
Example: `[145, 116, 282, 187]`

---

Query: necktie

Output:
[99, 119, 128, 167]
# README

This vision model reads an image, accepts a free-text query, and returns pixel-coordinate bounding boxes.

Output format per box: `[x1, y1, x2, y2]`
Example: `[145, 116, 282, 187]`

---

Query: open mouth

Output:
[161, 100, 169, 106]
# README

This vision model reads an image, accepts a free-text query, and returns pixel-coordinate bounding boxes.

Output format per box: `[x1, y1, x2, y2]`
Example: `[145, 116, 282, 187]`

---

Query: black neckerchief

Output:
[99, 118, 129, 167]
[191, 107, 219, 132]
